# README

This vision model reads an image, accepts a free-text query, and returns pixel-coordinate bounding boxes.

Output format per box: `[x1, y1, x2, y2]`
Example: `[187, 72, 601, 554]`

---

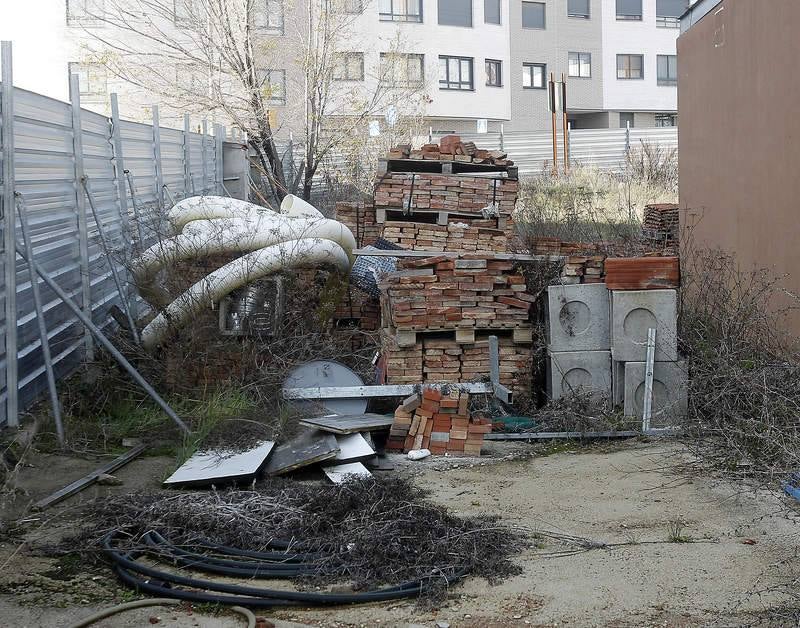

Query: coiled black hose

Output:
[104, 531, 464, 608]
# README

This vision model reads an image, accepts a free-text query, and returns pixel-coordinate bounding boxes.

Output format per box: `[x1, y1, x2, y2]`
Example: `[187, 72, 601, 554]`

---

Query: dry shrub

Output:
[625, 140, 679, 193]
[680, 247, 800, 484]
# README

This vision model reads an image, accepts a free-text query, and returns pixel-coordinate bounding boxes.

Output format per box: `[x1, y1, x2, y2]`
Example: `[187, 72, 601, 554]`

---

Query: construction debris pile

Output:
[382, 221, 508, 253]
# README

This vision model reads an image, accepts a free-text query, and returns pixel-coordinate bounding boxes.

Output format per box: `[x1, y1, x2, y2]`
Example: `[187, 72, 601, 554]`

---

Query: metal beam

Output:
[152, 105, 164, 209]
[69, 72, 93, 360]
[1, 41, 18, 427]
[183, 113, 192, 197]
[201, 119, 208, 194]
[284, 382, 495, 400]
[109, 94, 131, 239]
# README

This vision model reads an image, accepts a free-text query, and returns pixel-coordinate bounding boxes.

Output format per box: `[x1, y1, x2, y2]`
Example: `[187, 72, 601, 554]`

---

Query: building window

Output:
[67, 0, 105, 24]
[485, 59, 502, 86]
[620, 112, 635, 128]
[439, 56, 474, 90]
[380, 53, 425, 86]
[656, 0, 687, 27]
[616, 0, 642, 20]
[379, 0, 423, 22]
[333, 53, 365, 81]
[522, 63, 546, 89]
[484, 0, 501, 24]
[567, 0, 589, 19]
[438, 0, 473, 27]
[617, 54, 644, 79]
[521, 1, 545, 29]
[343, 0, 364, 13]
[69, 62, 107, 98]
[657, 54, 677, 86]
[251, 0, 285, 34]
[568, 52, 591, 78]
[655, 113, 677, 127]
[258, 69, 286, 105]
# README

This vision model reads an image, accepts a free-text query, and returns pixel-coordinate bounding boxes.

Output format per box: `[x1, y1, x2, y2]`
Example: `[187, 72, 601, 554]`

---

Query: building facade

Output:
[2, 0, 687, 134]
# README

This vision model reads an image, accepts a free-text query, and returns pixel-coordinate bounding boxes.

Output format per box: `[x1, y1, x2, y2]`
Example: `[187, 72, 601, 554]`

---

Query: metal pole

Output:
[69, 72, 94, 360]
[123, 169, 145, 243]
[14, 193, 64, 447]
[625, 120, 631, 153]
[152, 105, 164, 209]
[109, 94, 131, 240]
[13, 240, 190, 435]
[183, 113, 193, 197]
[201, 119, 209, 195]
[1, 41, 18, 427]
[81, 176, 140, 345]
[643, 327, 657, 432]
[549, 72, 558, 177]
[214, 124, 224, 195]
[499, 123, 504, 152]
[561, 74, 569, 176]
[162, 184, 176, 207]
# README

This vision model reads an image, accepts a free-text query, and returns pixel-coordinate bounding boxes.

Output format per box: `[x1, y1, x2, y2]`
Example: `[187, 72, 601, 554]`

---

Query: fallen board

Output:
[299, 413, 395, 435]
[323, 462, 372, 484]
[265, 430, 339, 475]
[163, 441, 275, 486]
[328, 433, 375, 464]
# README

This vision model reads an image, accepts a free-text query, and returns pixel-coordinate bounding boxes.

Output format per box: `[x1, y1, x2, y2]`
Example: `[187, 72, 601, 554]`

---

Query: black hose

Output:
[104, 532, 464, 607]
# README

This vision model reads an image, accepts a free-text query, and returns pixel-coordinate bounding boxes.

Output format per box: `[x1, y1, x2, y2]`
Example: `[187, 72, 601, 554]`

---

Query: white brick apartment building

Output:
[1, 0, 687, 134]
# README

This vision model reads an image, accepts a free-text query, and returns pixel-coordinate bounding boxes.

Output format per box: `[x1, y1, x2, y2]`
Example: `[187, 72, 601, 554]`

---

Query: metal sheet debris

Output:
[299, 413, 395, 434]
[163, 441, 275, 486]
[329, 432, 375, 463]
[265, 430, 339, 475]
[322, 462, 372, 484]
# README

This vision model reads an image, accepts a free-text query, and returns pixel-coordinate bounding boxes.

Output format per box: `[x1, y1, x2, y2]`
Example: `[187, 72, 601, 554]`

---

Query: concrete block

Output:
[624, 361, 688, 421]
[611, 290, 678, 362]
[549, 351, 612, 402]
[547, 284, 610, 352]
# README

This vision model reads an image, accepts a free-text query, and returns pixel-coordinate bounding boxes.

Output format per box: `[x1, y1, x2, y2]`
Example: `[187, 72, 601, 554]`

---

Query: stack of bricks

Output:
[561, 255, 606, 285]
[334, 200, 381, 247]
[379, 254, 535, 331]
[382, 331, 533, 394]
[387, 388, 492, 456]
[642, 203, 680, 253]
[374, 172, 518, 216]
[381, 221, 508, 253]
[387, 136, 514, 166]
[333, 289, 380, 330]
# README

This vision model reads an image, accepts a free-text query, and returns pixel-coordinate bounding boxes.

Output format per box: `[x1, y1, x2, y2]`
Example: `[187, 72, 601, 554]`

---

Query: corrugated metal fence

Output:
[433, 127, 678, 174]
[0, 42, 244, 427]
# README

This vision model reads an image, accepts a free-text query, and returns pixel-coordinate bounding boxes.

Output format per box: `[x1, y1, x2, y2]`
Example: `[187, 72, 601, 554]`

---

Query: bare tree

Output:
[75, 0, 426, 204]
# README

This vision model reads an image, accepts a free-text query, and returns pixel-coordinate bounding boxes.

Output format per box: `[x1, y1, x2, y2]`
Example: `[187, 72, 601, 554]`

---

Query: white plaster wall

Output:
[600, 0, 679, 112]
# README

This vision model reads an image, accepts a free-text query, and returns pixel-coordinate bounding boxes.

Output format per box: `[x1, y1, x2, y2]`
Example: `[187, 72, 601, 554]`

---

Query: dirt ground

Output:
[1, 439, 798, 627]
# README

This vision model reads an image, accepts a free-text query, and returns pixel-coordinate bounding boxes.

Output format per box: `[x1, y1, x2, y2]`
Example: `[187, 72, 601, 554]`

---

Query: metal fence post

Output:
[499, 123, 504, 152]
[183, 113, 192, 198]
[109, 94, 130, 237]
[625, 121, 631, 154]
[69, 72, 94, 361]
[214, 124, 224, 195]
[1, 41, 18, 427]
[201, 119, 208, 194]
[152, 105, 164, 208]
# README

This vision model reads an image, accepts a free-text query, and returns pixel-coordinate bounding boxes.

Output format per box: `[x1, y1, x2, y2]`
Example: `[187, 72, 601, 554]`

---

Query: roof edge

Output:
[680, 0, 725, 34]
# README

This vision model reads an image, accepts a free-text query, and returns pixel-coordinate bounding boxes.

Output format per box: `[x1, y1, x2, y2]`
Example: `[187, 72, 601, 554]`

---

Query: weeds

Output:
[666, 519, 692, 543]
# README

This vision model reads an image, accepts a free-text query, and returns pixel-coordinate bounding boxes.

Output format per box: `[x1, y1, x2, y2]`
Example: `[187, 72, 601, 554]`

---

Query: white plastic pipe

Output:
[167, 195, 271, 230]
[280, 194, 325, 219]
[141, 238, 350, 349]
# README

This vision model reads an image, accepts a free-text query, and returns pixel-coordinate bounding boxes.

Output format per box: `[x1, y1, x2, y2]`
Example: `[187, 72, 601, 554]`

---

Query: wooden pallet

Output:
[375, 206, 508, 229]
[378, 158, 518, 178]
[393, 326, 533, 348]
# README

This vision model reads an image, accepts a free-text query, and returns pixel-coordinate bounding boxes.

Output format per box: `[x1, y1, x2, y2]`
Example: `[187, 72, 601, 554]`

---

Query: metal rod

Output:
[549, 73, 558, 176]
[152, 105, 164, 209]
[561, 73, 569, 175]
[183, 113, 192, 197]
[1, 40, 19, 427]
[13, 241, 190, 435]
[109, 94, 132, 243]
[81, 176, 140, 345]
[14, 193, 65, 447]
[201, 119, 209, 194]
[123, 169, 146, 244]
[69, 72, 94, 360]
[162, 184, 176, 207]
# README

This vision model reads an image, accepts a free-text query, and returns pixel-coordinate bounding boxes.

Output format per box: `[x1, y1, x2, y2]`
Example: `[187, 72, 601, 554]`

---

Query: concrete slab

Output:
[547, 284, 610, 352]
[329, 432, 375, 463]
[611, 289, 678, 362]
[624, 361, 688, 423]
[164, 441, 275, 486]
[549, 350, 612, 402]
[323, 462, 372, 484]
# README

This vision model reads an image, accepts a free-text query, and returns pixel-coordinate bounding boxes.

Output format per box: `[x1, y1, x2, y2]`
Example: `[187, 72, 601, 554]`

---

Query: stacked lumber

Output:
[374, 173, 518, 214]
[383, 333, 533, 394]
[387, 388, 492, 455]
[381, 221, 508, 253]
[334, 201, 381, 248]
[379, 254, 534, 332]
[604, 257, 680, 290]
[387, 135, 514, 167]
[642, 203, 680, 247]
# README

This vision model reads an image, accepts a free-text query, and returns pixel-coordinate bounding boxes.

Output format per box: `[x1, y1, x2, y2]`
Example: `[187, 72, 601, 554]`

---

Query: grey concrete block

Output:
[611, 290, 678, 362]
[549, 350, 612, 402]
[624, 361, 688, 421]
[547, 284, 610, 352]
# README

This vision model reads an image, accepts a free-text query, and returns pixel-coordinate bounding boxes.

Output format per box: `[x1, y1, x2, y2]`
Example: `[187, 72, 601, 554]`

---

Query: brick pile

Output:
[561, 255, 606, 285]
[383, 333, 533, 394]
[387, 135, 514, 166]
[387, 388, 493, 455]
[333, 289, 380, 330]
[642, 203, 680, 246]
[380, 254, 534, 331]
[374, 172, 518, 215]
[381, 221, 508, 253]
[334, 200, 381, 247]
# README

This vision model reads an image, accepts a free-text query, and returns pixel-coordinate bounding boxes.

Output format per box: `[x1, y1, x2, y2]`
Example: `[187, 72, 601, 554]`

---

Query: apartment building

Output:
[1, 0, 686, 134]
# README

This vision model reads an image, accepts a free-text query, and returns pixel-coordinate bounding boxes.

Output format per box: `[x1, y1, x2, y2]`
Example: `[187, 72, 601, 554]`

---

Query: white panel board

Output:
[164, 440, 275, 485]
